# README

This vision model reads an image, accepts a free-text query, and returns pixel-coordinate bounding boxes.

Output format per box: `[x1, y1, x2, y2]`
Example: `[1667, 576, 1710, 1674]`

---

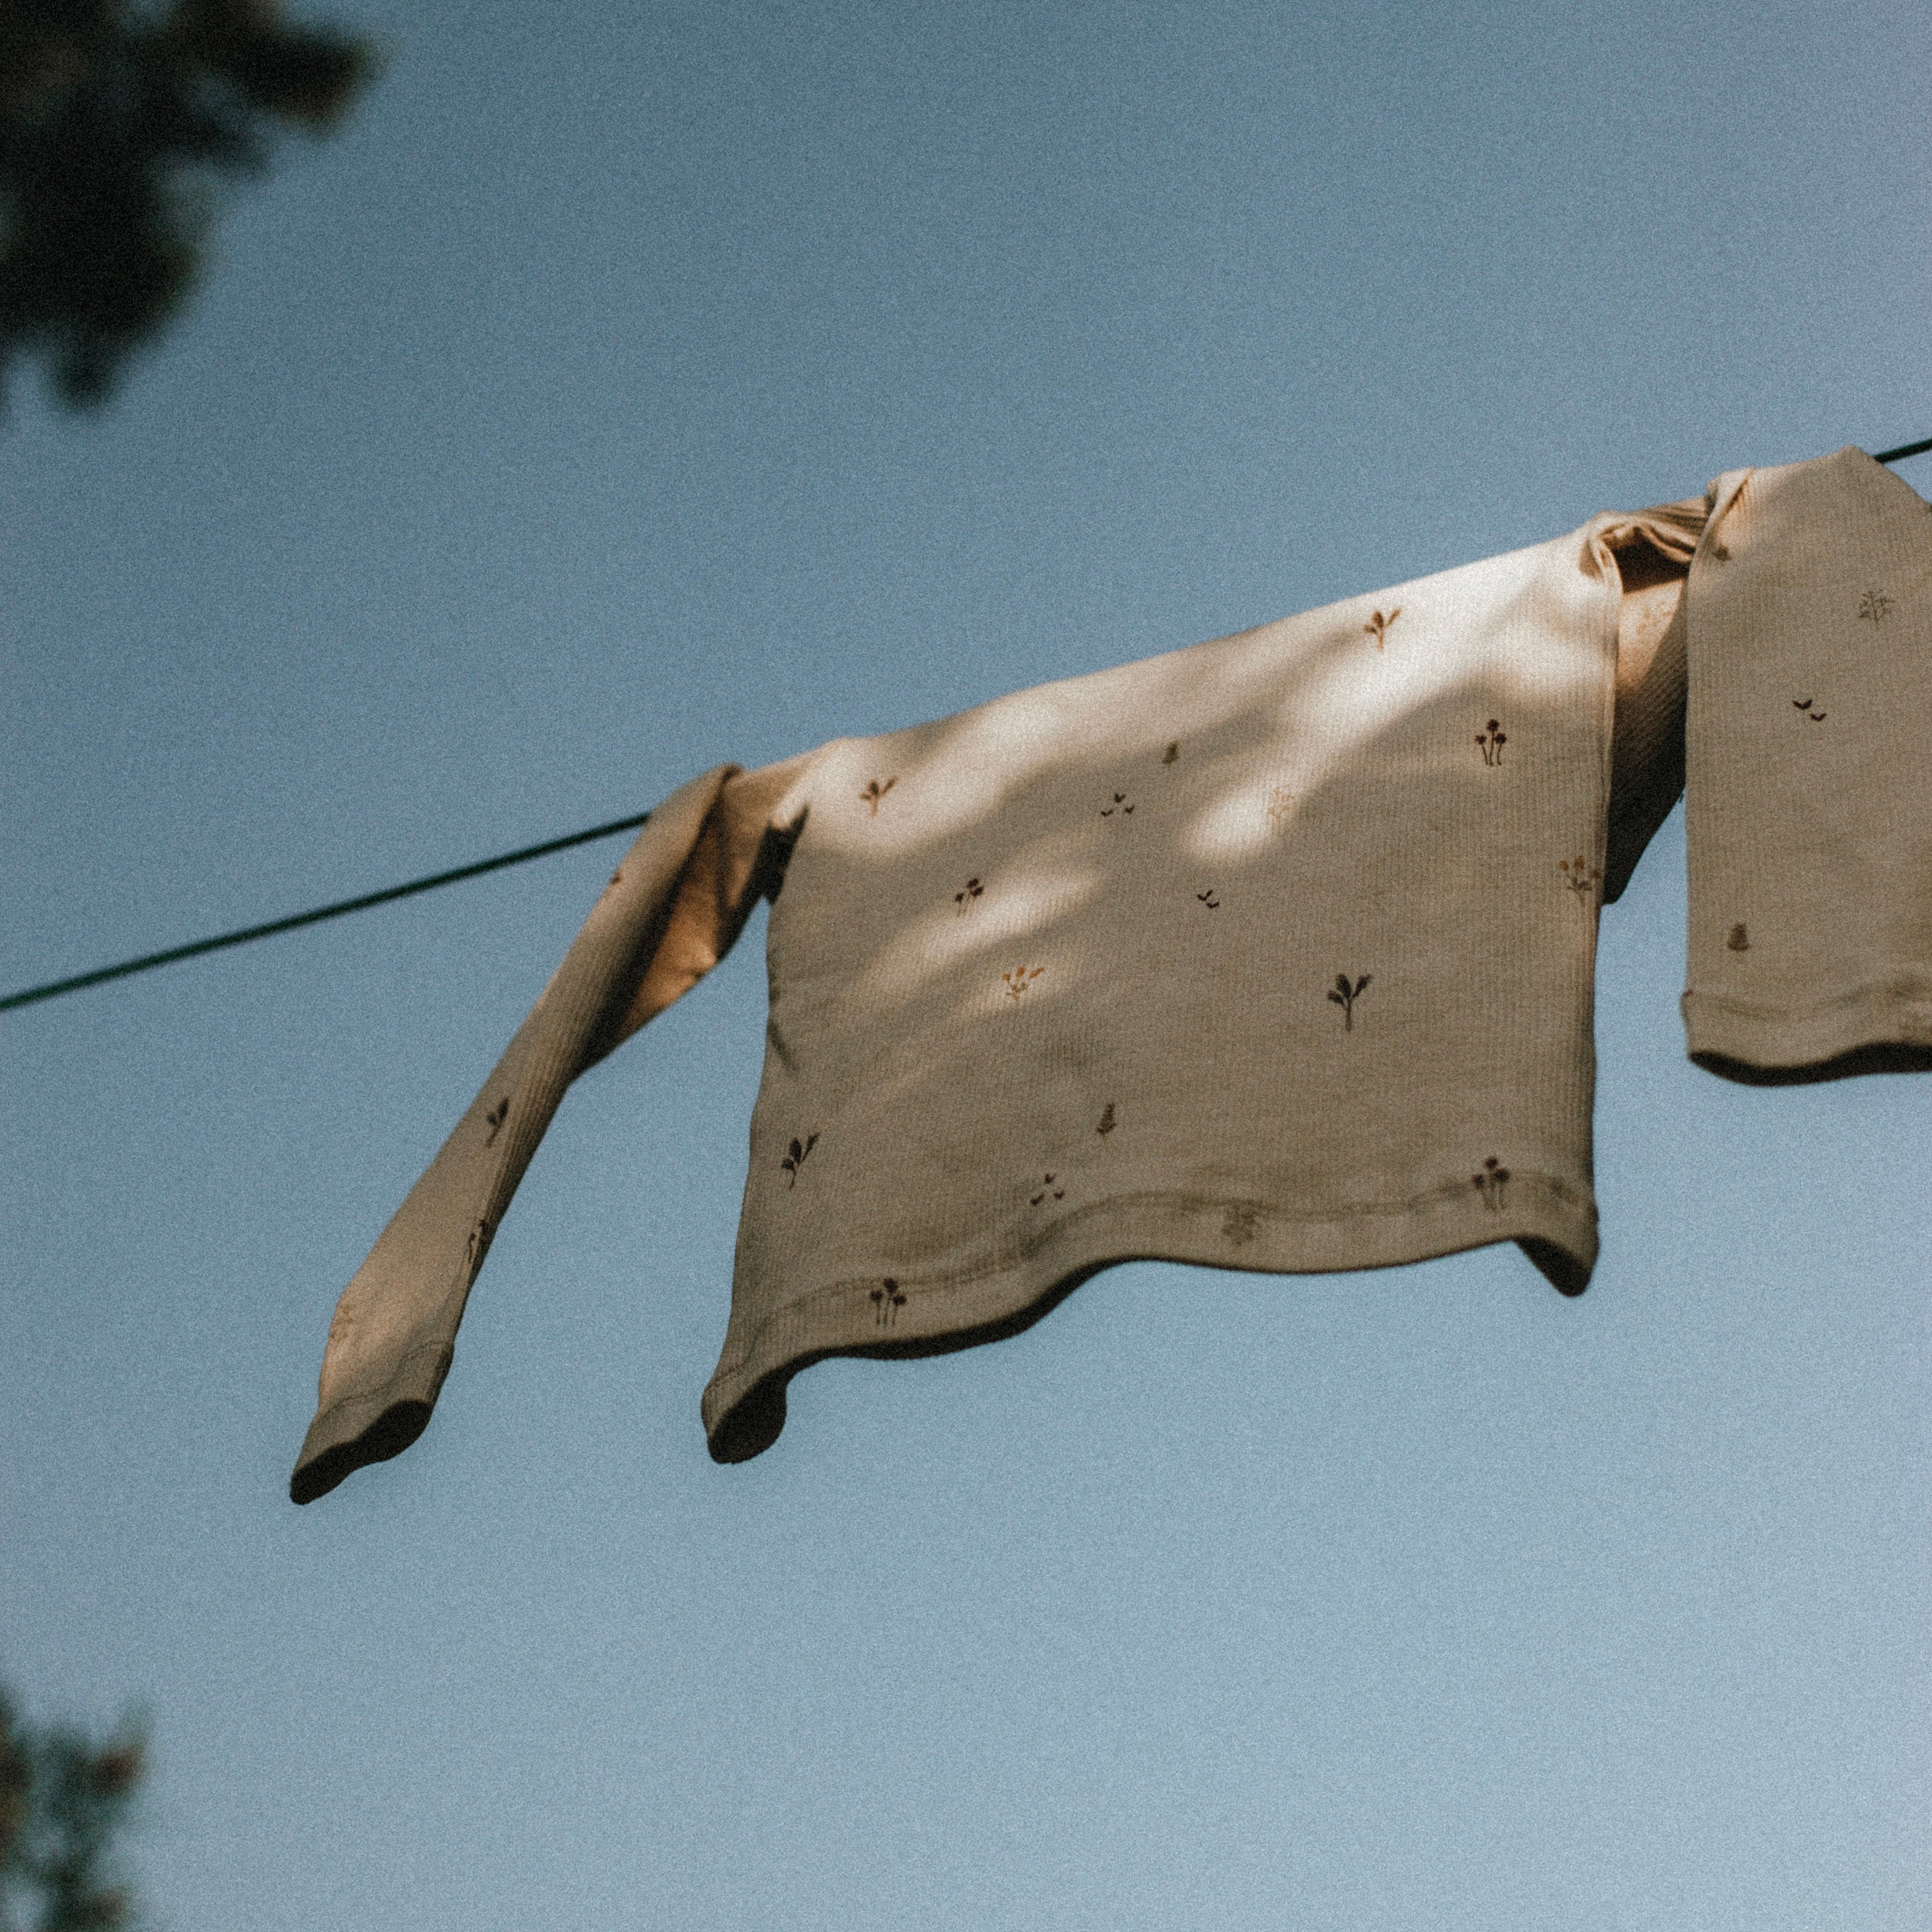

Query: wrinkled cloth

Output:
[291, 449, 1924, 1504]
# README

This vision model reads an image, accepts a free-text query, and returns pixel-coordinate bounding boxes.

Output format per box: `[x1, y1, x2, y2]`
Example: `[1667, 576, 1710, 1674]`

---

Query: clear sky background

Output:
[4, 3, 1931, 1927]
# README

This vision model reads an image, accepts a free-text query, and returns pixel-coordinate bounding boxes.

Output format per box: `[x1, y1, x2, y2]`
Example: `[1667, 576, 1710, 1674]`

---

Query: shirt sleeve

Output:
[289, 759, 801, 1503]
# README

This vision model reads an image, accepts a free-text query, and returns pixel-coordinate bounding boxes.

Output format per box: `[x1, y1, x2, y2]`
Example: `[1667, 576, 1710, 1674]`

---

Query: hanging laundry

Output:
[289, 448, 1927, 1504]
[1681, 449, 1932, 1079]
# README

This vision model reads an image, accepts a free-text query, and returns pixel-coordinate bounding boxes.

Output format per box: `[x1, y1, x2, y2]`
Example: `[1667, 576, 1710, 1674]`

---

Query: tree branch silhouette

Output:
[1, 1684, 147, 1932]
[0, 0, 378, 407]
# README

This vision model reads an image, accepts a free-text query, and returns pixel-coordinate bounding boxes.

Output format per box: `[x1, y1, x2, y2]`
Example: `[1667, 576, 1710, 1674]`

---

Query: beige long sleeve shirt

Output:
[291, 448, 1927, 1504]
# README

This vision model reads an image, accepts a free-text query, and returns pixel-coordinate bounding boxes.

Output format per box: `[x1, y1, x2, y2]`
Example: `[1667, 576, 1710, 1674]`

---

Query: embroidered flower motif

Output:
[1002, 965, 1045, 1000]
[1472, 1156, 1510, 1211]
[1222, 1205, 1259, 1245]
[1476, 719, 1508, 766]
[868, 1277, 908, 1328]
[1162, 741, 1180, 765]
[780, 1132, 819, 1188]
[1363, 607, 1401, 650]
[1859, 589, 1893, 624]
[1327, 972, 1371, 1030]
[954, 875, 984, 912]
[1265, 784, 1298, 830]
[1727, 923, 1750, 952]
[1197, 889, 1220, 909]
[465, 1216, 495, 1274]
[1029, 1173, 1066, 1206]
[1792, 697, 1828, 722]
[1096, 1102, 1117, 1137]
[1100, 791, 1136, 818]
[484, 1096, 510, 1146]
[860, 777, 897, 815]
[1559, 856, 1601, 901]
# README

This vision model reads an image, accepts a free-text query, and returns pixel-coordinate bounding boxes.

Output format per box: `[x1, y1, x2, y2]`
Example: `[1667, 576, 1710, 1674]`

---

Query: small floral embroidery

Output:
[954, 875, 984, 912]
[1162, 741, 1180, 765]
[869, 1277, 908, 1328]
[1222, 1205, 1259, 1245]
[1792, 697, 1828, 722]
[1096, 1102, 1117, 1137]
[1029, 1173, 1066, 1206]
[1559, 856, 1601, 901]
[1328, 972, 1371, 1030]
[1727, 923, 1751, 952]
[1363, 606, 1401, 650]
[1197, 889, 1221, 909]
[1476, 719, 1508, 766]
[1859, 589, 1893, 624]
[780, 1132, 819, 1188]
[1472, 1156, 1510, 1211]
[1100, 791, 1136, 818]
[465, 1215, 495, 1274]
[484, 1096, 509, 1146]
[1265, 785, 1298, 830]
[860, 777, 897, 815]
[1002, 965, 1045, 999]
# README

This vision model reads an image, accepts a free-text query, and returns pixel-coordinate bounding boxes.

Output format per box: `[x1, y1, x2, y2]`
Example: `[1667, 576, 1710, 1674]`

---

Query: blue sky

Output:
[3, 3, 1930, 1927]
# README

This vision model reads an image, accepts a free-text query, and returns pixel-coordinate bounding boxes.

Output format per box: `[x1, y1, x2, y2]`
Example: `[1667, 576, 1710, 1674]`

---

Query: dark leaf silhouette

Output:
[0, 1682, 147, 1930]
[0, 0, 380, 407]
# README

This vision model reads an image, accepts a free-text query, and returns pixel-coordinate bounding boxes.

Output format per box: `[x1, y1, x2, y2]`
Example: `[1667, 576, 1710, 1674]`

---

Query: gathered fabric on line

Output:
[289, 446, 1929, 1504]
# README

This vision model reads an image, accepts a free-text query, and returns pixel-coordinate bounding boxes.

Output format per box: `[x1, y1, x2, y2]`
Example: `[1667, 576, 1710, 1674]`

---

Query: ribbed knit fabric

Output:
[1683, 448, 1932, 1081]
[701, 517, 1669, 1460]
[293, 499, 1714, 1498]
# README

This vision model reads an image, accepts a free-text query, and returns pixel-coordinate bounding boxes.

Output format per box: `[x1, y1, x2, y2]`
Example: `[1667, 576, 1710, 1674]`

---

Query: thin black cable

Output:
[0, 812, 651, 1013]
[7, 433, 1929, 1016]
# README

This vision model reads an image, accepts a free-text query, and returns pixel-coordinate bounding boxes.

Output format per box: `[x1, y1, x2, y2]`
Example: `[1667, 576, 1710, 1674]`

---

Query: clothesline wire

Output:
[7, 435, 1931, 1017]
[0, 813, 654, 1013]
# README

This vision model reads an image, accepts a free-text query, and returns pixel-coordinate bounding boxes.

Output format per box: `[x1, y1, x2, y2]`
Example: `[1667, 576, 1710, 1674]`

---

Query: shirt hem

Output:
[701, 1175, 1597, 1462]
[1683, 978, 1932, 1080]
